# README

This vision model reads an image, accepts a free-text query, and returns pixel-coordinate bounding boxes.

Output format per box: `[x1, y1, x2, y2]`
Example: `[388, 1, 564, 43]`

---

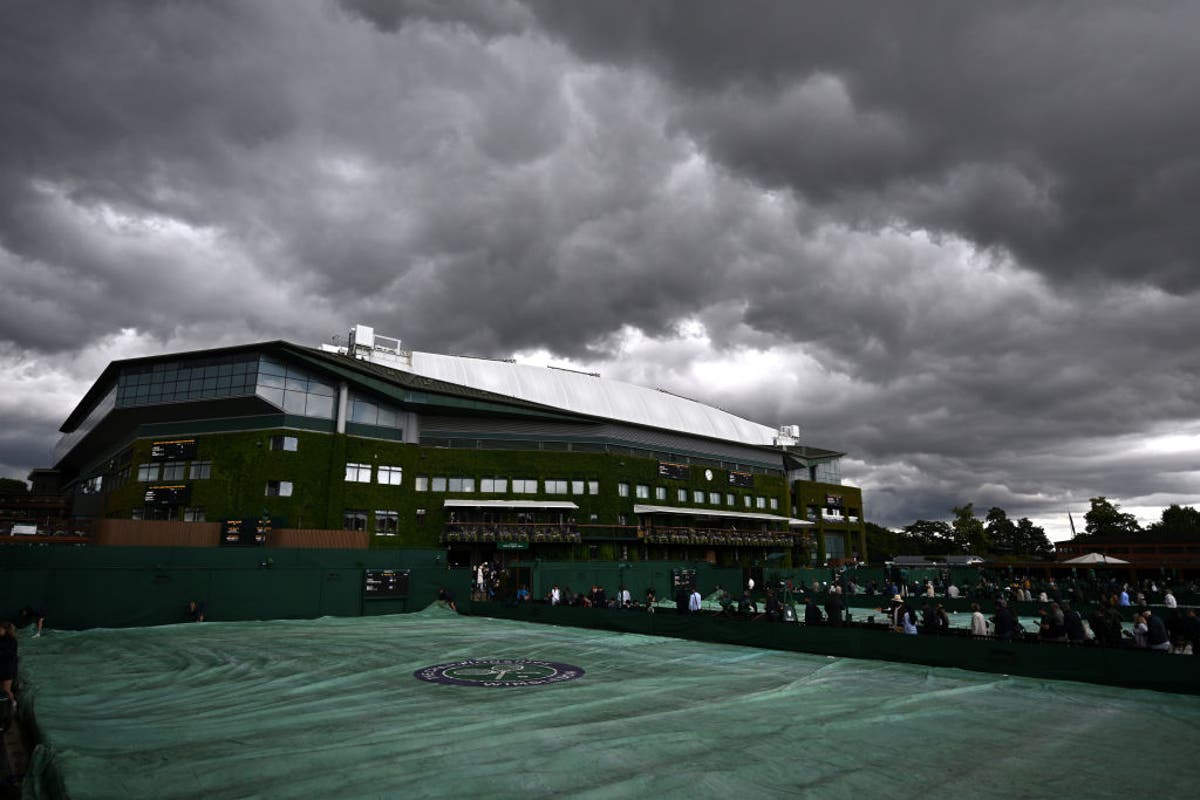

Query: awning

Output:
[442, 499, 580, 510]
[632, 504, 813, 527]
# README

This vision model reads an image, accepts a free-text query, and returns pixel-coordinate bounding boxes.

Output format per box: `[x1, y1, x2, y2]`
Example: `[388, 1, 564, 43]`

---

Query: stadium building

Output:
[48, 325, 866, 566]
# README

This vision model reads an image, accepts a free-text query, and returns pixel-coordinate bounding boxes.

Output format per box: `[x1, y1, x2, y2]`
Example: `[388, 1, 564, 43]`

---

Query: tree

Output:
[863, 521, 904, 561]
[1083, 496, 1142, 538]
[1015, 517, 1054, 559]
[985, 507, 1018, 554]
[902, 520, 954, 554]
[1145, 505, 1200, 540]
[0, 477, 28, 495]
[951, 503, 989, 554]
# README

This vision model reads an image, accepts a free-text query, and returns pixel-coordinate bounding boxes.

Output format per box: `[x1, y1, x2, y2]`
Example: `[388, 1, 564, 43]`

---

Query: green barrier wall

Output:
[518, 561, 744, 601]
[0, 546, 471, 629]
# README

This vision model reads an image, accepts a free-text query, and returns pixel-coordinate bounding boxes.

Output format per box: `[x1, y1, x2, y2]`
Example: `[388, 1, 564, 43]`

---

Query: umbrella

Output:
[1060, 552, 1130, 565]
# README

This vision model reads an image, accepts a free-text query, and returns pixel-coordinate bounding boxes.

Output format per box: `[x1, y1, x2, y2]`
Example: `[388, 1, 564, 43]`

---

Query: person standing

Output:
[688, 586, 702, 614]
[0, 621, 17, 711]
[824, 588, 845, 627]
[970, 603, 989, 637]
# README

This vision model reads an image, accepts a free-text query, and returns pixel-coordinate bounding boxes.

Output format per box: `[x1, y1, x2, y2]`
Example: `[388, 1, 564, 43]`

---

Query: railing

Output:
[442, 523, 583, 544]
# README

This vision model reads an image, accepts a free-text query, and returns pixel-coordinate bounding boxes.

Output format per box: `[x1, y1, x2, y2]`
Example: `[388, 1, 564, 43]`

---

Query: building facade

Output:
[48, 326, 865, 566]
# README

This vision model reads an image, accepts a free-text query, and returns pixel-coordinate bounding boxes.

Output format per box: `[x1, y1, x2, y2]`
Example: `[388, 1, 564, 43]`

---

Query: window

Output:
[447, 477, 475, 493]
[587, 480, 599, 495]
[693, 490, 704, 503]
[726, 493, 735, 506]
[589, 513, 599, 523]
[677, 488, 687, 503]
[345, 462, 372, 483]
[131, 508, 144, 520]
[415, 476, 429, 492]
[343, 509, 367, 531]
[545, 479, 568, 494]
[655, 486, 667, 501]
[744, 496, 753, 508]
[265, 480, 293, 497]
[512, 479, 537, 494]
[269, 435, 298, 451]
[635, 484, 650, 499]
[161, 461, 186, 480]
[618, 483, 630, 497]
[481, 478, 508, 493]
[571, 480, 584, 495]
[431, 476, 447, 492]
[189, 460, 212, 480]
[137, 463, 159, 482]
[374, 510, 399, 536]
[709, 492, 721, 505]
[377, 465, 403, 486]
[183, 507, 206, 522]
[756, 496, 767, 509]
[416, 508, 426, 524]
[618, 514, 627, 526]
[769, 498, 779, 511]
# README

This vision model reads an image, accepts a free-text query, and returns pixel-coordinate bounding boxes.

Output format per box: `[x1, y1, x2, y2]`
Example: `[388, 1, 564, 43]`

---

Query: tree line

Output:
[1075, 497, 1200, 540]
[865, 503, 1054, 560]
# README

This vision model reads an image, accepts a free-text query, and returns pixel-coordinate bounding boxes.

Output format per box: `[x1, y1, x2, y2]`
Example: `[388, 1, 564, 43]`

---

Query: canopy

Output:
[1060, 552, 1130, 565]
[442, 499, 579, 510]
[632, 503, 813, 527]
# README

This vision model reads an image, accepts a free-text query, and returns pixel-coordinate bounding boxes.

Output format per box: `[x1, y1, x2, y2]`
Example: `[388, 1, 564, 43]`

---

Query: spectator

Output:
[824, 588, 845, 627]
[688, 586, 702, 614]
[765, 590, 783, 622]
[935, 604, 951, 634]
[1145, 609, 1171, 652]
[644, 587, 656, 613]
[1164, 588, 1177, 609]
[186, 599, 207, 622]
[970, 603, 988, 637]
[0, 621, 17, 710]
[804, 597, 824, 626]
[549, 584, 561, 606]
[17, 605, 45, 638]
[737, 590, 757, 615]
[947, 583, 960, 599]
[1063, 603, 1088, 644]
[900, 603, 919, 635]
[1131, 613, 1149, 648]
[993, 600, 1018, 642]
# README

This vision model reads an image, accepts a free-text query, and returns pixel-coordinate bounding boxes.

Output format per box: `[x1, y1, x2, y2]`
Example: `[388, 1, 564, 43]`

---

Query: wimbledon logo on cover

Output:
[414, 658, 584, 687]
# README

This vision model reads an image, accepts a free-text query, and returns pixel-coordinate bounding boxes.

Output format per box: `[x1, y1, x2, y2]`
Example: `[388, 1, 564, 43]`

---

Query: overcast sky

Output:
[3, 1, 1198, 538]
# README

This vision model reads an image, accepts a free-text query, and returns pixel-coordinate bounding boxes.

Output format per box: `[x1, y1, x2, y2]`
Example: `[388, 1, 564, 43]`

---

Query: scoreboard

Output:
[657, 462, 690, 480]
[363, 569, 410, 599]
[728, 470, 754, 488]
[150, 438, 198, 461]
[219, 518, 268, 547]
[144, 484, 191, 506]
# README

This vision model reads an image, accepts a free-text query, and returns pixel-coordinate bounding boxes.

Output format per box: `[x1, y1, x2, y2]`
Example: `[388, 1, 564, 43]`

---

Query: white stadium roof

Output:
[406, 350, 781, 448]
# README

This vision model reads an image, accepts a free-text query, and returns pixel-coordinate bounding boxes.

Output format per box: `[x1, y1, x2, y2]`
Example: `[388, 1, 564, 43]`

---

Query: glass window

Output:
[431, 476, 447, 492]
[377, 465, 403, 486]
[481, 478, 508, 493]
[415, 475, 429, 491]
[545, 479, 568, 494]
[769, 498, 779, 511]
[374, 510, 399, 536]
[744, 496, 753, 508]
[343, 509, 367, 531]
[677, 488, 687, 502]
[345, 463, 372, 483]
[190, 461, 212, 480]
[183, 506, 206, 522]
[693, 490, 704, 503]
[161, 461, 185, 481]
[709, 492, 721, 505]
[587, 481, 599, 495]
[655, 486, 667, 501]
[265, 480, 293, 497]
[131, 508, 144, 520]
[270, 435, 298, 451]
[447, 477, 475, 492]
[513, 479, 537, 493]
[137, 463, 159, 482]
[726, 493, 735, 506]
[756, 496, 767, 509]
[618, 483, 630, 497]
[635, 484, 649, 499]
[571, 480, 584, 495]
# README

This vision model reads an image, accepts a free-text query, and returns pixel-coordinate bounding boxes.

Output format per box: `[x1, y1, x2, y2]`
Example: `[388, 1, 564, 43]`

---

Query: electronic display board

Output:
[150, 439, 198, 461]
[728, 470, 754, 488]
[364, 569, 410, 599]
[671, 568, 697, 592]
[657, 462, 690, 480]
[219, 518, 267, 547]
[144, 484, 191, 506]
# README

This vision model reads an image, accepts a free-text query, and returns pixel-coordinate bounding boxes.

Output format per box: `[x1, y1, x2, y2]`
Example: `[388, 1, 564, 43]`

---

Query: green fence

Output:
[0, 545, 471, 629]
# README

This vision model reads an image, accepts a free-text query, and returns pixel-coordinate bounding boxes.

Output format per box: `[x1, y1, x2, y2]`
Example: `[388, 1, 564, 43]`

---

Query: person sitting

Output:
[717, 589, 734, 616]
[1145, 609, 1171, 652]
[899, 604, 919, 635]
[993, 600, 1018, 641]
[935, 604, 951, 634]
[1131, 613, 1149, 648]
[765, 590, 783, 622]
[737, 590, 757, 616]
[1063, 603, 1088, 644]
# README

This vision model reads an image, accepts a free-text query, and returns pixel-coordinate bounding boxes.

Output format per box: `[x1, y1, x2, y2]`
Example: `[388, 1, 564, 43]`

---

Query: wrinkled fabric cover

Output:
[19, 606, 1200, 799]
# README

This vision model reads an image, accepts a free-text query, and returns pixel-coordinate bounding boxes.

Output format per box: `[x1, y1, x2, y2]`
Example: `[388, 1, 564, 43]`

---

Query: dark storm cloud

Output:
[0, 1, 1196, 534]
[527, 0, 1200, 291]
